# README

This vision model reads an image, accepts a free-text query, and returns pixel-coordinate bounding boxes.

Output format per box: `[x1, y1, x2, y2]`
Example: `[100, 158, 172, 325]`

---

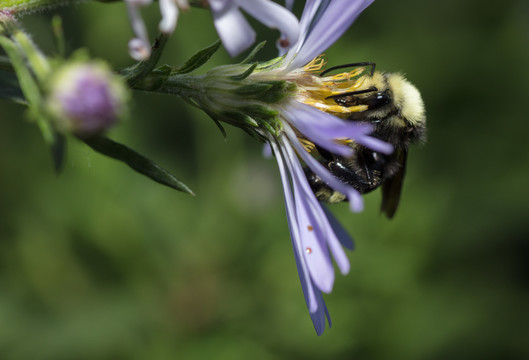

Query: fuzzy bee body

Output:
[306, 65, 426, 218]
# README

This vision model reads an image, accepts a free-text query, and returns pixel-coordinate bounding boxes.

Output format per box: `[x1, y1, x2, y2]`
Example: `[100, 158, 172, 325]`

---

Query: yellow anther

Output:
[303, 55, 327, 73]
[299, 138, 316, 153]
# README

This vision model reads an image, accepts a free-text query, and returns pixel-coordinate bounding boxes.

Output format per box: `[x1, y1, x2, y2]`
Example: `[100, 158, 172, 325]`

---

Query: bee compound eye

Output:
[364, 92, 390, 109]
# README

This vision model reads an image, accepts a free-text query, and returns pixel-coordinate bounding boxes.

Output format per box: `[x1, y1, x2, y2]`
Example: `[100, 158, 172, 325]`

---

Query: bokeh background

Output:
[1, 0, 528, 359]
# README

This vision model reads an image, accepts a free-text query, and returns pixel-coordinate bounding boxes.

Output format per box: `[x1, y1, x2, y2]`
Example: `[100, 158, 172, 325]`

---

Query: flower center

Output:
[296, 55, 369, 116]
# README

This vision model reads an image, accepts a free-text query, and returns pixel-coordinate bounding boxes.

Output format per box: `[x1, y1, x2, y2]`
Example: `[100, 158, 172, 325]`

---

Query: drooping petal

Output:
[271, 137, 333, 335]
[211, 2, 256, 57]
[237, 0, 300, 55]
[285, 0, 374, 70]
[281, 133, 351, 275]
[270, 139, 319, 312]
[125, 0, 152, 60]
[280, 137, 335, 293]
[310, 286, 331, 335]
[322, 204, 354, 250]
[158, 0, 179, 34]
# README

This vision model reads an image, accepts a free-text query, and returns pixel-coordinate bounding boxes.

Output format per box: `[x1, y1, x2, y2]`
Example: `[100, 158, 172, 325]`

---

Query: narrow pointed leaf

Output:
[172, 40, 221, 75]
[240, 41, 266, 64]
[83, 136, 195, 195]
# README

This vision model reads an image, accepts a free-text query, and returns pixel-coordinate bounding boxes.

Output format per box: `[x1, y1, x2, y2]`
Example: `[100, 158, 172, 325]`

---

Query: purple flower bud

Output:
[47, 61, 128, 137]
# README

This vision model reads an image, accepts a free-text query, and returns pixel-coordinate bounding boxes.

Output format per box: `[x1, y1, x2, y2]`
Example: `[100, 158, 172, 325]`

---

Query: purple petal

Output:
[238, 0, 300, 55]
[283, 125, 364, 214]
[281, 134, 350, 275]
[310, 288, 331, 335]
[158, 0, 178, 34]
[322, 204, 354, 250]
[211, 3, 256, 57]
[262, 143, 273, 158]
[270, 139, 319, 312]
[281, 139, 335, 293]
[281, 102, 367, 156]
[283, 0, 321, 64]
[284, 101, 394, 155]
[354, 135, 394, 155]
[285, 0, 374, 70]
[125, 1, 152, 60]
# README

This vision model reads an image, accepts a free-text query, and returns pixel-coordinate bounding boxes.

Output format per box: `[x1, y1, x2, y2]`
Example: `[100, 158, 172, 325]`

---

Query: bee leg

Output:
[303, 167, 337, 202]
[328, 157, 383, 194]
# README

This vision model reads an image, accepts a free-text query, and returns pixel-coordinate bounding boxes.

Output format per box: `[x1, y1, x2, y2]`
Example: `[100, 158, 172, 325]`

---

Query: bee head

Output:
[331, 72, 426, 145]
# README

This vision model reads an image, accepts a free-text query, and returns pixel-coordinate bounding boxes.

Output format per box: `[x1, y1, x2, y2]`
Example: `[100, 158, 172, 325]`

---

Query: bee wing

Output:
[380, 148, 407, 219]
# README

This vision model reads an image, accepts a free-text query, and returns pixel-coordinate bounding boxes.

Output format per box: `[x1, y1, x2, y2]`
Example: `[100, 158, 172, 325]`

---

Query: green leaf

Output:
[0, 36, 41, 105]
[240, 41, 266, 64]
[0, 35, 56, 145]
[172, 40, 221, 75]
[83, 136, 195, 195]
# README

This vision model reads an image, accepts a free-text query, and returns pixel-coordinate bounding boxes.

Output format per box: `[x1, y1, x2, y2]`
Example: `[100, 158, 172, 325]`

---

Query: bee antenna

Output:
[320, 62, 376, 77]
[325, 87, 378, 100]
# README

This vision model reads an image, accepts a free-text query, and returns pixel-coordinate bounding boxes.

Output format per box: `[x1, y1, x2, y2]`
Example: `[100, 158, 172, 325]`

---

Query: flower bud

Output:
[47, 61, 128, 138]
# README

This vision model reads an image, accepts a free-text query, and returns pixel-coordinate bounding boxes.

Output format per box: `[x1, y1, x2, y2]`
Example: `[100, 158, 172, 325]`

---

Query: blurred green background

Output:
[1, 0, 529, 359]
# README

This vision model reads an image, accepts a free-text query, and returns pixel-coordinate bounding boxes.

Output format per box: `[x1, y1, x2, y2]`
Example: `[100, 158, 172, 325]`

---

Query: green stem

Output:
[0, 0, 88, 14]
[121, 33, 170, 87]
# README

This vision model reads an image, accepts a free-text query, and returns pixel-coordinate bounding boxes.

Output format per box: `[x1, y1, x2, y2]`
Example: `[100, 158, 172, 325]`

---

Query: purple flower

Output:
[210, 0, 300, 57]
[47, 61, 128, 137]
[264, 0, 385, 335]
[163, 0, 386, 335]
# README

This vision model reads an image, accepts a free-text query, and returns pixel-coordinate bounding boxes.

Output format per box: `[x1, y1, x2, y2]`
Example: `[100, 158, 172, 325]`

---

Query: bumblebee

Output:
[305, 63, 426, 218]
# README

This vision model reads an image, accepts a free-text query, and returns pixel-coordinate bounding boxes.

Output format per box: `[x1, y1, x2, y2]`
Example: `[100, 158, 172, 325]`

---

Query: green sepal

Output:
[257, 118, 277, 135]
[240, 104, 280, 135]
[154, 64, 172, 77]
[204, 110, 227, 139]
[233, 82, 274, 97]
[259, 81, 296, 103]
[229, 63, 257, 81]
[240, 104, 279, 120]
[240, 41, 266, 64]
[83, 135, 195, 195]
[222, 111, 259, 127]
[130, 64, 172, 91]
[232, 80, 294, 102]
[172, 40, 221, 75]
